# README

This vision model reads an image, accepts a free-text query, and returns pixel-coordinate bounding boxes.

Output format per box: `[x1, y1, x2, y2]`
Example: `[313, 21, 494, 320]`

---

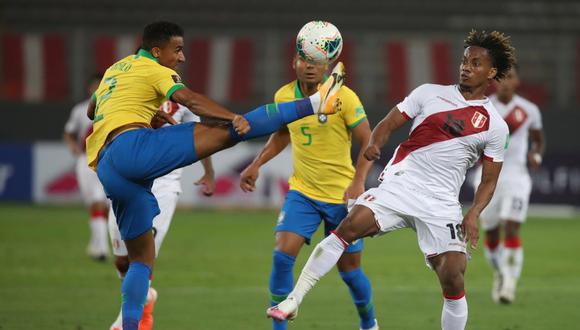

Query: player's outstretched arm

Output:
[240, 127, 291, 192]
[364, 107, 409, 161]
[464, 160, 503, 249]
[171, 87, 238, 122]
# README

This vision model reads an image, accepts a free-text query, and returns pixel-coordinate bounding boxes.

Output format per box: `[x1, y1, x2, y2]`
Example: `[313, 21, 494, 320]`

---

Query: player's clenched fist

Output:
[364, 144, 381, 161]
[233, 115, 250, 135]
[240, 164, 259, 192]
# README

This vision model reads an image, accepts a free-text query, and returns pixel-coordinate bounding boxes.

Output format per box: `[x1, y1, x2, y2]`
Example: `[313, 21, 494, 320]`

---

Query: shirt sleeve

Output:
[483, 122, 509, 162]
[529, 104, 543, 130]
[396, 84, 429, 120]
[341, 88, 367, 129]
[150, 66, 186, 99]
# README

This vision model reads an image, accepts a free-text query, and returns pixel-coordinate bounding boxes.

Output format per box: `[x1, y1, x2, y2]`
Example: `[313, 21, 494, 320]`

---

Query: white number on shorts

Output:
[446, 223, 464, 241]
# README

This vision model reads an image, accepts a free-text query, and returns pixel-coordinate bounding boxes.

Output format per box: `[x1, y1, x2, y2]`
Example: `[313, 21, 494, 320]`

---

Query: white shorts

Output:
[76, 155, 107, 205]
[355, 187, 467, 267]
[109, 190, 179, 257]
[480, 180, 531, 230]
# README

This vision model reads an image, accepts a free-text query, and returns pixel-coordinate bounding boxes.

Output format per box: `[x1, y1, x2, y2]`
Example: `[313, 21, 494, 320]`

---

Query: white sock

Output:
[90, 217, 110, 253]
[441, 295, 468, 330]
[308, 92, 321, 113]
[501, 246, 523, 279]
[483, 245, 502, 271]
[288, 233, 347, 304]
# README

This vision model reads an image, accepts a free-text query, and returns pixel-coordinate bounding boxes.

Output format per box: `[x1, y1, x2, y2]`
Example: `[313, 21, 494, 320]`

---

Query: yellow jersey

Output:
[275, 81, 367, 203]
[86, 49, 185, 170]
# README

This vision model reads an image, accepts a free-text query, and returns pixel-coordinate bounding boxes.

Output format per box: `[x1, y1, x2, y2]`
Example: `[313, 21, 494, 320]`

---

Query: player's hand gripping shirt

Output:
[379, 84, 509, 205]
[85, 49, 185, 170]
[490, 94, 542, 178]
[275, 81, 367, 203]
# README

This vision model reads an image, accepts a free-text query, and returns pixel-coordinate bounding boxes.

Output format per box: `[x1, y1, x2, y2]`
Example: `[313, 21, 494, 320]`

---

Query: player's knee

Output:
[337, 252, 361, 272]
[504, 221, 520, 238]
[115, 256, 130, 274]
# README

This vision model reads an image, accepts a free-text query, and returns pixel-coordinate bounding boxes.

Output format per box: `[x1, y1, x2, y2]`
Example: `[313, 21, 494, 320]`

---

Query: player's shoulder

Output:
[409, 83, 452, 99]
[486, 102, 509, 133]
[274, 81, 297, 102]
[338, 84, 360, 100]
[513, 94, 541, 114]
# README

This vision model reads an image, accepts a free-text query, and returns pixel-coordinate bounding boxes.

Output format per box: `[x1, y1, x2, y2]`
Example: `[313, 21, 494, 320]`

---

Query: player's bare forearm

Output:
[529, 129, 545, 156]
[87, 99, 96, 120]
[171, 88, 236, 121]
[470, 160, 503, 217]
[250, 127, 291, 168]
[351, 119, 373, 183]
[365, 107, 408, 160]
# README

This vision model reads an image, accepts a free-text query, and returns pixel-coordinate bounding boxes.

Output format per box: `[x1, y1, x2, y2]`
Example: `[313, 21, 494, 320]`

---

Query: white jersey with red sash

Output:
[377, 84, 509, 218]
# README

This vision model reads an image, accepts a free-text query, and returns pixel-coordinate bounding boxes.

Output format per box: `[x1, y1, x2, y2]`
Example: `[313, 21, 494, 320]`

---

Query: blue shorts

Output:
[276, 190, 363, 253]
[96, 122, 197, 240]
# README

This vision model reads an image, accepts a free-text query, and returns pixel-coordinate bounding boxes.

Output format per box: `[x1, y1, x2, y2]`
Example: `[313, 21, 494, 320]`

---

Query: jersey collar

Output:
[294, 75, 329, 98]
[136, 49, 159, 63]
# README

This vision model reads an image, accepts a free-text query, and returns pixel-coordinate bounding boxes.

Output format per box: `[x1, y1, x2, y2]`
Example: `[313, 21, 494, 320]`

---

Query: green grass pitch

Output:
[0, 204, 579, 329]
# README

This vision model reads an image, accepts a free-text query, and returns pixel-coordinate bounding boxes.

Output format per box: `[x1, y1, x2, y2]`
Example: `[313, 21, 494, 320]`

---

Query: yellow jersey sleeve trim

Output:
[347, 115, 367, 129]
[166, 84, 185, 100]
[91, 93, 96, 102]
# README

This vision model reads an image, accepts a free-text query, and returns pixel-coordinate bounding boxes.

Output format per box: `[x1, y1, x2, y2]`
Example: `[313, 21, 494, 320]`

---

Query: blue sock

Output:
[269, 250, 296, 330]
[230, 99, 314, 141]
[340, 267, 376, 330]
[121, 262, 151, 330]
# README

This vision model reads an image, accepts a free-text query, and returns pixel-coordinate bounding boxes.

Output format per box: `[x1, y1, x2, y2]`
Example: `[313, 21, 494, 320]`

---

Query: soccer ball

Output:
[296, 21, 343, 64]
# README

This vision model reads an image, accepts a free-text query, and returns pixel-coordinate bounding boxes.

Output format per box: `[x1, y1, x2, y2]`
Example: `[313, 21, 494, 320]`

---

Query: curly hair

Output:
[464, 30, 517, 81]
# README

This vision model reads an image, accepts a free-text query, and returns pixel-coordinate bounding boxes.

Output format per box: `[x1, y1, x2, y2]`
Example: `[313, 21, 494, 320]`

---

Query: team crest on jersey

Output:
[171, 74, 182, 84]
[471, 111, 488, 129]
[318, 114, 327, 123]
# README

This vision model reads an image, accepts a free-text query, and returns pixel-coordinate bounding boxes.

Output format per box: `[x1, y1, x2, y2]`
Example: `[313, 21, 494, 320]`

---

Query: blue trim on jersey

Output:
[275, 190, 363, 253]
[97, 123, 197, 240]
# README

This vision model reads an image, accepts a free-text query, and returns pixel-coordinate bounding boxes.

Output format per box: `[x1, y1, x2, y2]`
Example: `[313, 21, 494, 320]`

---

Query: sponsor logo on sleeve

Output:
[171, 74, 183, 84]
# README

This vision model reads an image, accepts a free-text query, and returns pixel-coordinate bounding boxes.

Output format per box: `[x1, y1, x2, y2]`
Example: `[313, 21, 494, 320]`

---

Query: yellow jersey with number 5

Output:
[85, 49, 185, 170]
[274, 81, 367, 204]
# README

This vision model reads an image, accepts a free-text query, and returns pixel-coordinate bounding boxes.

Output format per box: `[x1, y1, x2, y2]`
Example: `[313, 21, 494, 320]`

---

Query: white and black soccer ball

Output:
[296, 21, 343, 65]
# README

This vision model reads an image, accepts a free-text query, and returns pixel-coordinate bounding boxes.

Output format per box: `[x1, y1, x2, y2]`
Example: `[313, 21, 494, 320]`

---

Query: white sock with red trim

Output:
[501, 237, 523, 279]
[441, 293, 468, 330]
[288, 232, 348, 305]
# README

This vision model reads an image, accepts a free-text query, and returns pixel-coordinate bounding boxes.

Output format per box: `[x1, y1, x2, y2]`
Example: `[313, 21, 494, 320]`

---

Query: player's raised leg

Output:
[267, 205, 379, 321]
[430, 252, 468, 330]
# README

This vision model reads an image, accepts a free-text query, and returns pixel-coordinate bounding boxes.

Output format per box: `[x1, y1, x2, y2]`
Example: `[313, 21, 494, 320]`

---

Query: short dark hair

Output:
[142, 21, 184, 51]
[464, 30, 516, 81]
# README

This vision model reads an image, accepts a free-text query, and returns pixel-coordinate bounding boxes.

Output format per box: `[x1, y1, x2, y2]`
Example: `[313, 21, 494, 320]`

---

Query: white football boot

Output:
[266, 296, 298, 322]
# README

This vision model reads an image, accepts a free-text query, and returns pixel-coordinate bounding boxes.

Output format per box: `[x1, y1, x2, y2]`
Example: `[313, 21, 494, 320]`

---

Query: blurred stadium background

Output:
[0, 1, 579, 329]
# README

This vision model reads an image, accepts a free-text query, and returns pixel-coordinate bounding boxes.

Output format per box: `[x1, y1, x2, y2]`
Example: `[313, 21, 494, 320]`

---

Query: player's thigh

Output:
[97, 154, 160, 241]
[151, 191, 180, 256]
[430, 251, 467, 292]
[498, 187, 531, 224]
[192, 124, 237, 160]
[76, 156, 107, 205]
[321, 201, 364, 254]
[275, 190, 323, 248]
[346, 188, 409, 241]
[413, 217, 467, 269]
[107, 123, 198, 182]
